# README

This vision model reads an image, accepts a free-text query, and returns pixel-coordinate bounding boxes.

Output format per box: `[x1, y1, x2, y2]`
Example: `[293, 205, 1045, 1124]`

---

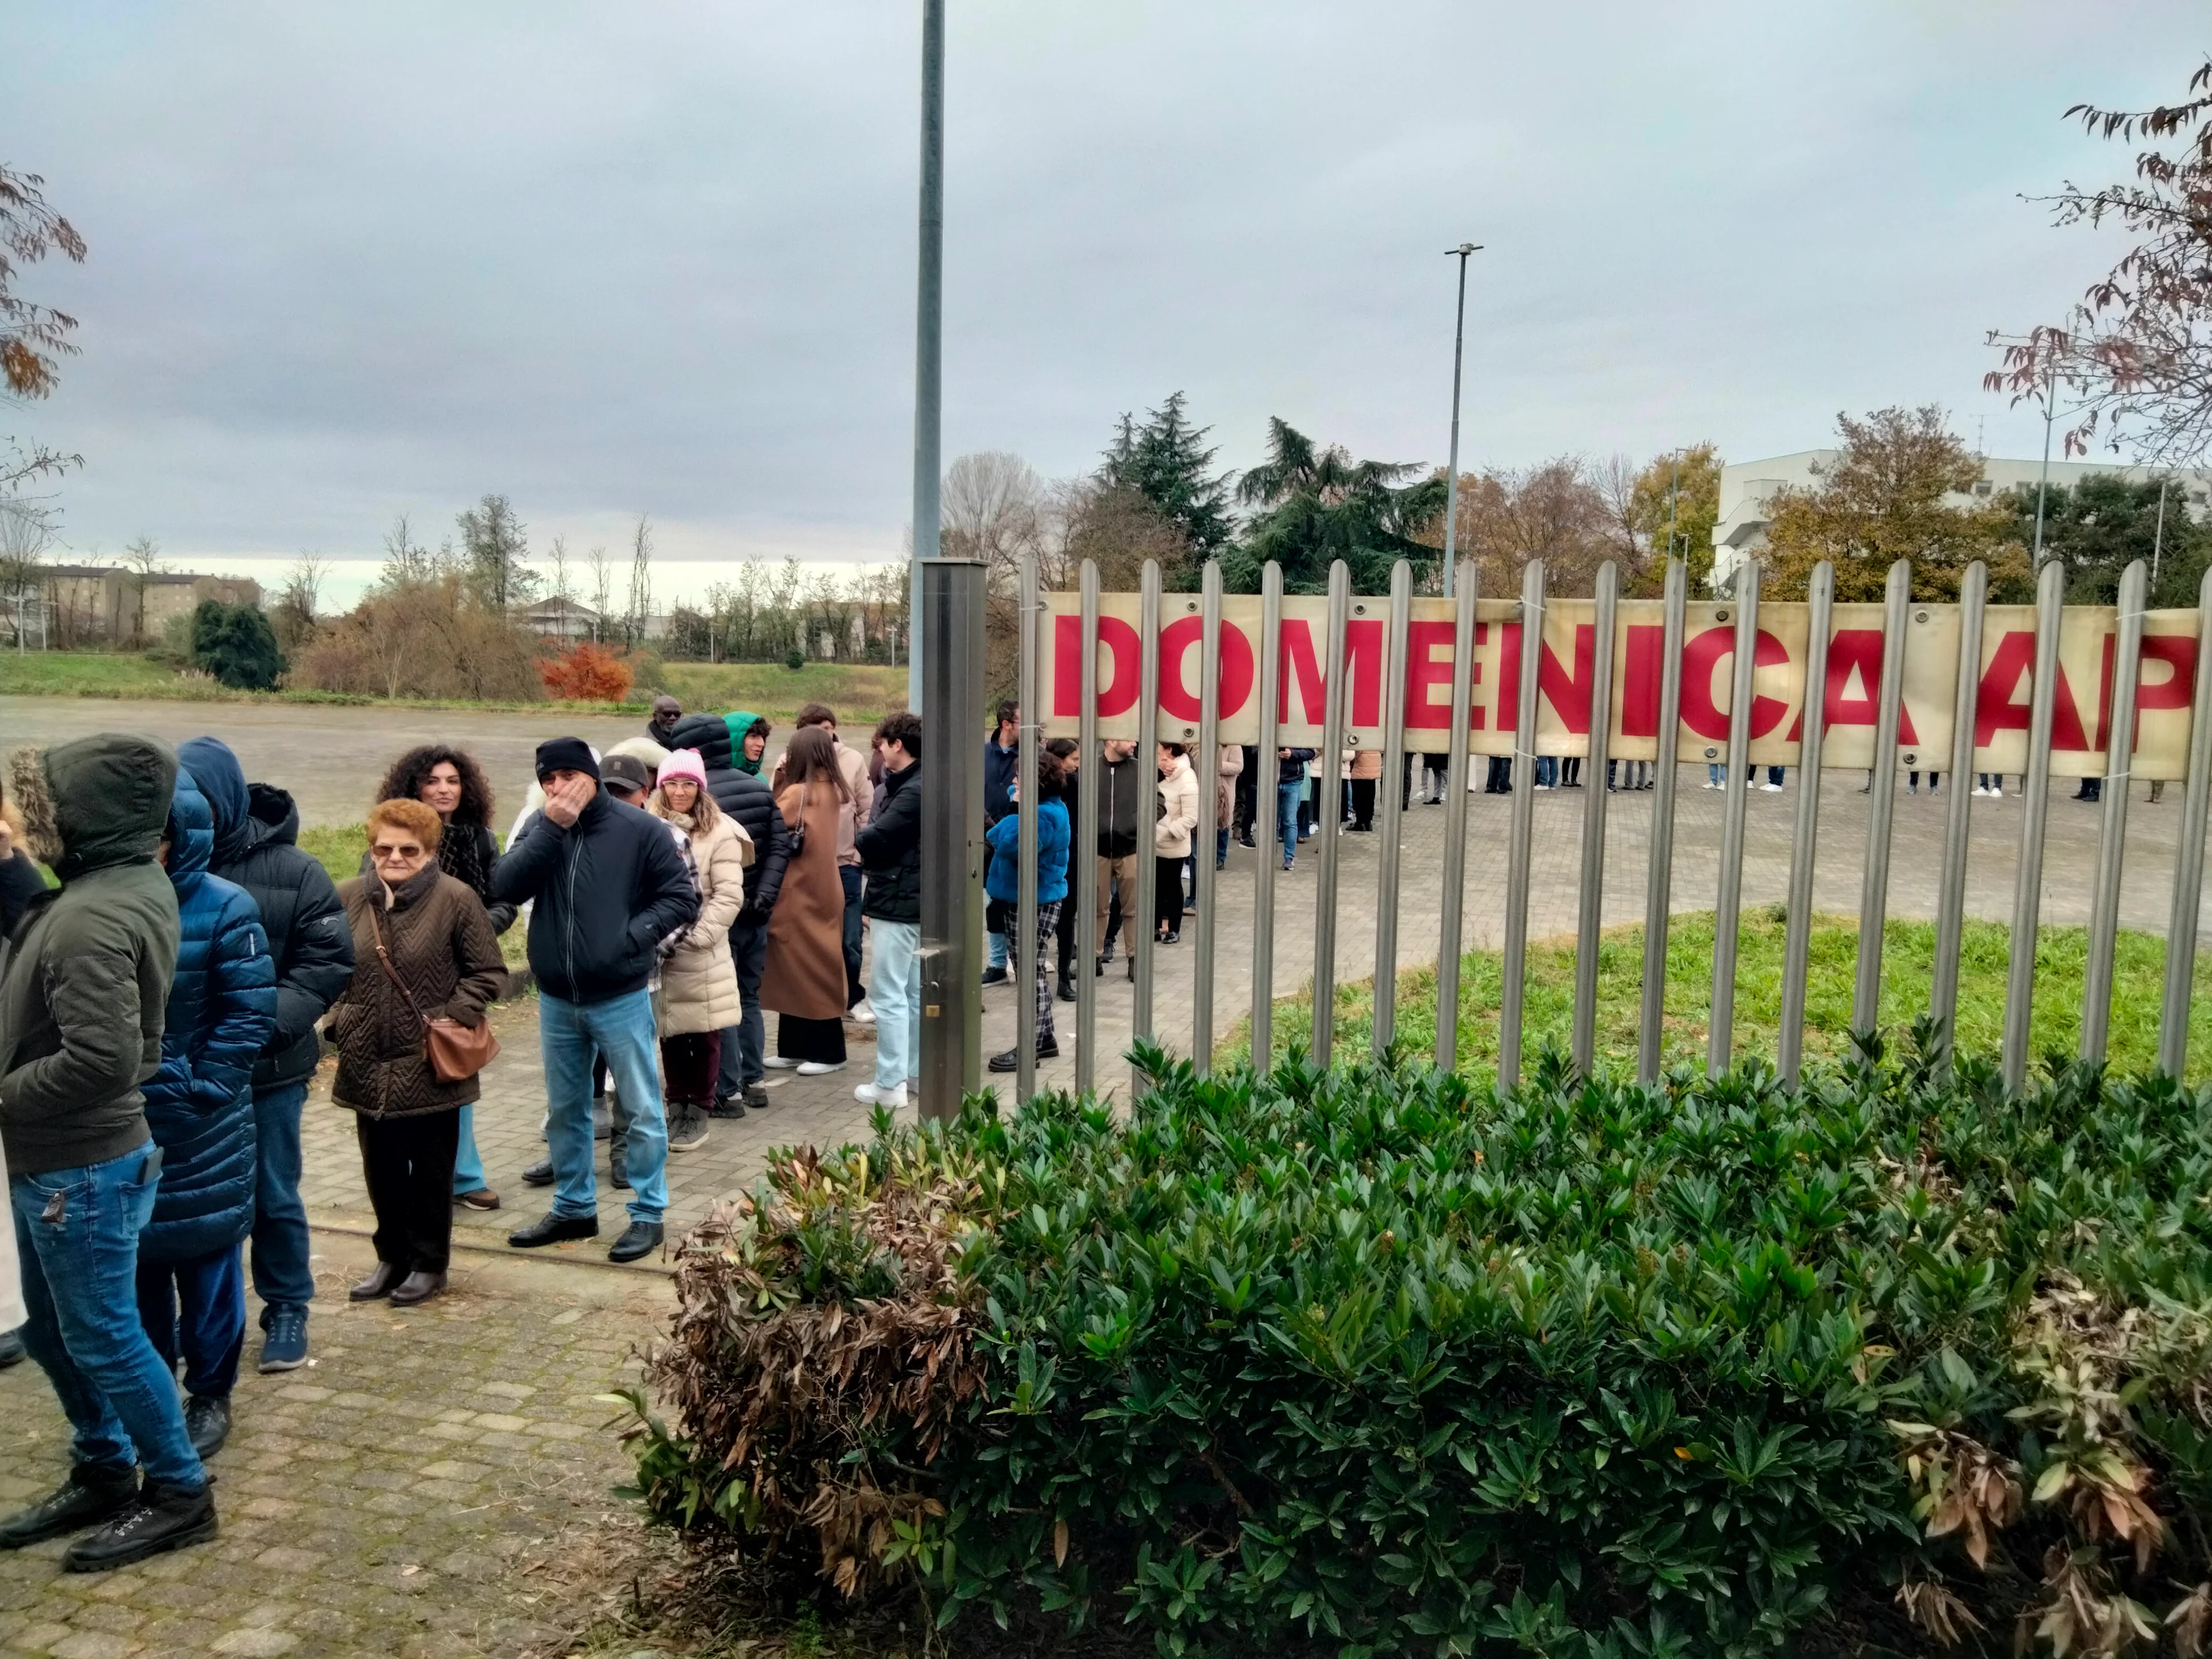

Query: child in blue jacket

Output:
[982, 755, 1069, 1073]
[138, 768, 276, 1460]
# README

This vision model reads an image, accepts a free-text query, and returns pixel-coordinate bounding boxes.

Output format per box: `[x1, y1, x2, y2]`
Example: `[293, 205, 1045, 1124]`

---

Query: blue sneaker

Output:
[257, 1308, 308, 1373]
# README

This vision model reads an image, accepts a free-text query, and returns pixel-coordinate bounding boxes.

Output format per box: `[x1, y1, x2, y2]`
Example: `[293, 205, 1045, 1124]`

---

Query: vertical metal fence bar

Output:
[1638, 558, 1689, 1085]
[1434, 560, 1479, 1071]
[2003, 557, 2068, 1092]
[1571, 562, 1618, 1076]
[1929, 560, 1988, 1072]
[2082, 558, 2149, 1063]
[1252, 563, 1284, 1071]
[2161, 564, 2212, 1078]
[1499, 558, 1546, 1089]
[1074, 563, 1101, 1096]
[1707, 560, 1761, 1078]
[1312, 562, 1351, 1068]
[1015, 552, 1039, 1100]
[1192, 560, 1224, 1075]
[1778, 562, 1835, 1087]
[1131, 561, 1161, 1089]
[1374, 560, 1413, 1058]
[1851, 559, 1913, 1036]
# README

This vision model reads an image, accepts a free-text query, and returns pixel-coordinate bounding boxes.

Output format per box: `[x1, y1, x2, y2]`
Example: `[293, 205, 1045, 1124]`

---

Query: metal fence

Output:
[994, 551, 2212, 1100]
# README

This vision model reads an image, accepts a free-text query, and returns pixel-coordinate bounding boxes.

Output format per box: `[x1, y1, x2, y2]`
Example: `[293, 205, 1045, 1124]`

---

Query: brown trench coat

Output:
[761, 781, 851, 1021]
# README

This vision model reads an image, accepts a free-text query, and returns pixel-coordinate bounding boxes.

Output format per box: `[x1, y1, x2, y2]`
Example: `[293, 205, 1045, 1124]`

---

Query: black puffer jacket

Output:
[854, 760, 920, 924]
[178, 737, 356, 1093]
[668, 713, 791, 919]
[492, 786, 700, 1003]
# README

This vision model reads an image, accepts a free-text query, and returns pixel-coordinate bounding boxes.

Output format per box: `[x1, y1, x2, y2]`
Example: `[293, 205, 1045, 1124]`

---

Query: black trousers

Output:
[1234, 747, 1259, 834]
[1154, 856, 1185, 934]
[356, 1109, 461, 1274]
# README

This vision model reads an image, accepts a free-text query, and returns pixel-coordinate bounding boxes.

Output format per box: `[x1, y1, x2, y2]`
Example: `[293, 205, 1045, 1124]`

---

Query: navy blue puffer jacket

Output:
[141, 768, 277, 1264]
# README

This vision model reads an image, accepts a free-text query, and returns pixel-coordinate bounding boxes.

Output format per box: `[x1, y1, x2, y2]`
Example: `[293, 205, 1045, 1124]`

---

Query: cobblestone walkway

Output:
[0, 1234, 665, 1659]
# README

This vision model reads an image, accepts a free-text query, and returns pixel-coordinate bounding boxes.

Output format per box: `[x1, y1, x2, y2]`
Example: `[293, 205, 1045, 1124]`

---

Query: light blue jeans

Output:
[451, 1104, 486, 1195]
[13, 1141, 207, 1488]
[869, 920, 921, 1092]
[1276, 780, 1302, 864]
[540, 988, 667, 1225]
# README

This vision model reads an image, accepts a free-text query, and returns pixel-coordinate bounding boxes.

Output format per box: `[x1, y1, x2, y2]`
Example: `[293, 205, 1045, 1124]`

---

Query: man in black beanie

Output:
[491, 738, 698, 1263]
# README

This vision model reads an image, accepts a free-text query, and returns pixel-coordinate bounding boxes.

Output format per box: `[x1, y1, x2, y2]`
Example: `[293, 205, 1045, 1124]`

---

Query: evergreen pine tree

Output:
[1099, 392, 1233, 560]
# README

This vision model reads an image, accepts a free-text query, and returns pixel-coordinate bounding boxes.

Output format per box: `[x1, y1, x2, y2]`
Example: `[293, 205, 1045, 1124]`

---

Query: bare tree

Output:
[120, 533, 164, 644]
[380, 514, 438, 589]
[273, 550, 330, 649]
[587, 544, 613, 642]
[546, 532, 573, 613]
[625, 514, 654, 647]
[2, 166, 88, 495]
[0, 495, 54, 650]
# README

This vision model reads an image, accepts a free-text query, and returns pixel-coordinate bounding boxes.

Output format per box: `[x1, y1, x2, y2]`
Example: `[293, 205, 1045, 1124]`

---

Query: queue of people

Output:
[0, 691, 934, 1575]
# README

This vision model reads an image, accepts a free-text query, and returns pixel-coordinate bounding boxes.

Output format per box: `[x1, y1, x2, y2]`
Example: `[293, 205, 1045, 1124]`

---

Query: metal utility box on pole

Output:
[916, 556, 985, 1120]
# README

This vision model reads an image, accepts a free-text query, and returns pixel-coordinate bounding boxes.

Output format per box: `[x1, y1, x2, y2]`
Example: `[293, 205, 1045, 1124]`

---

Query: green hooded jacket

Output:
[726, 711, 766, 775]
[0, 733, 184, 1175]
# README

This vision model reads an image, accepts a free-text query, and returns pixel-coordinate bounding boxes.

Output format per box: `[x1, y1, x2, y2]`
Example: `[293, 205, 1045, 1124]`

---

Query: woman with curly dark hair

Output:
[374, 744, 513, 1211]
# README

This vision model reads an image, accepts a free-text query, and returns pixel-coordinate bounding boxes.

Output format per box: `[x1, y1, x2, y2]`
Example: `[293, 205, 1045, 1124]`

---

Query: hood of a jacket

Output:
[7, 734, 176, 878]
[177, 736, 254, 863]
[726, 711, 766, 775]
[669, 713, 735, 774]
[164, 768, 215, 888]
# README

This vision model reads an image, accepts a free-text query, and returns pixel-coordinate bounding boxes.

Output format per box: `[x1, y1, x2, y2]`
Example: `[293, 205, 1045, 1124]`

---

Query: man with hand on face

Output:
[491, 740, 698, 1264]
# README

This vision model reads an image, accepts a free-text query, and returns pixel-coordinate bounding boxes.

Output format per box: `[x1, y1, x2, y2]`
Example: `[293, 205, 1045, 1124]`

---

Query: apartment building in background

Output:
[1711, 452, 2212, 588]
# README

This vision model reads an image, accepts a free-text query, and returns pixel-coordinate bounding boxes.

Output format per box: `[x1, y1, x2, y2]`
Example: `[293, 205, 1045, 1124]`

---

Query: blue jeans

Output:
[1708, 763, 1726, 786]
[249, 1082, 314, 1323]
[1536, 756, 1558, 787]
[136, 1244, 245, 1400]
[840, 865, 865, 1007]
[1276, 780, 1302, 863]
[451, 1103, 486, 1195]
[541, 987, 667, 1225]
[13, 1142, 206, 1488]
[987, 927, 1009, 971]
[717, 916, 769, 1099]
[869, 919, 921, 1092]
[1215, 825, 1229, 865]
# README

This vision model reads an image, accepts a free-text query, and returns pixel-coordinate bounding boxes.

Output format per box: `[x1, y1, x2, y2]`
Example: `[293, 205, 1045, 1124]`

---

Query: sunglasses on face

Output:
[372, 842, 424, 862]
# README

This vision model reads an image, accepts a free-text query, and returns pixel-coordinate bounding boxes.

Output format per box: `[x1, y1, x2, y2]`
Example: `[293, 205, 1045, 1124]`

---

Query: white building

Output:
[1711, 450, 2212, 586]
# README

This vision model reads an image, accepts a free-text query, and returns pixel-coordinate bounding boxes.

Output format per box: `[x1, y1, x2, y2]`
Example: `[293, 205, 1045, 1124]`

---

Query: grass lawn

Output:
[0, 650, 224, 698]
[656, 660, 906, 725]
[1219, 909, 2212, 1082]
[0, 650, 907, 732]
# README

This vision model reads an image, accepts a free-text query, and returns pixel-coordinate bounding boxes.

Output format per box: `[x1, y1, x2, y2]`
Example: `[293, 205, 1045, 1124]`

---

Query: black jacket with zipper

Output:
[666, 713, 791, 919]
[854, 761, 920, 925]
[1096, 753, 1143, 859]
[491, 785, 700, 1004]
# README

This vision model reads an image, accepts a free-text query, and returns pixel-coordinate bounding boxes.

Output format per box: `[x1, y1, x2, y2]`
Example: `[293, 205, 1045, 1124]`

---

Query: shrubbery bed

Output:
[621, 1032, 2212, 1657]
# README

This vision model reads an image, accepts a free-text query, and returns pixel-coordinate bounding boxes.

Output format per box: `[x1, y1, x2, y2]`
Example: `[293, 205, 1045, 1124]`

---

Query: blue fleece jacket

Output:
[141, 768, 277, 1264]
[984, 800, 1070, 904]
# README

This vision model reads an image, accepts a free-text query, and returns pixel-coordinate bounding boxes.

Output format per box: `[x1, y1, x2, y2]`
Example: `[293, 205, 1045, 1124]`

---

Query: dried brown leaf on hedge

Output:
[1895, 1573, 1984, 1648]
[2169, 1583, 2212, 1659]
[1888, 1423, 2022, 1569]
[2021, 1546, 2158, 1658]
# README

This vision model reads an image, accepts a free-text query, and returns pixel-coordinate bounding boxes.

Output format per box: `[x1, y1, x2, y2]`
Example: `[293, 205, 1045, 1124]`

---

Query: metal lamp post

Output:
[1438, 243, 1480, 600]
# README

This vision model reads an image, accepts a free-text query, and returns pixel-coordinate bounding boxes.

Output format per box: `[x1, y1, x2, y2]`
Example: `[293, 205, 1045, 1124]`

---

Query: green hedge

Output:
[623, 1036, 2212, 1657]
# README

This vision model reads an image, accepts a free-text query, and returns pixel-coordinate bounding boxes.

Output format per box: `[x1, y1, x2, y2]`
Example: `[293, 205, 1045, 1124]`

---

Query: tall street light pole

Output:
[1438, 242, 1482, 600]
[908, 0, 946, 713]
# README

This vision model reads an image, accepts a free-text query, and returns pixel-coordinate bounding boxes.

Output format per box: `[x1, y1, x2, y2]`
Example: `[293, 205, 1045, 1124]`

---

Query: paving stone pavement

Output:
[0, 1233, 668, 1659]
[291, 764, 2205, 1253]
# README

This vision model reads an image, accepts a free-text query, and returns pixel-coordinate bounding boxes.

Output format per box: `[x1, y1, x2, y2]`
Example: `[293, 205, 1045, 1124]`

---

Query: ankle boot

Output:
[62, 1479, 217, 1573]
[0, 1465, 139, 1548]
[349, 1262, 403, 1302]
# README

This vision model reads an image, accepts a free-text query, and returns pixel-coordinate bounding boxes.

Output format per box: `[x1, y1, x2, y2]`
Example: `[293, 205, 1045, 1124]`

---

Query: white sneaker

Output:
[1761, 781, 1782, 792]
[849, 998, 876, 1024]
[797, 1060, 846, 1077]
[854, 1082, 908, 1108]
[763, 1056, 800, 1070]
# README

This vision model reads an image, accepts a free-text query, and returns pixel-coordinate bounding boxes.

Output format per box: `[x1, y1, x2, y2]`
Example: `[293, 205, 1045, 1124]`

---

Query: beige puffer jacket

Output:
[1154, 755, 1202, 859]
[653, 810, 749, 1037]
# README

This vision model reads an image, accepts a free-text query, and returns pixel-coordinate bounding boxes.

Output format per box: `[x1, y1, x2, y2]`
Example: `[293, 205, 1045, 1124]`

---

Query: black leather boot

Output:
[62, 1479, 217, 1572]
[0, 1464, 140, 1549]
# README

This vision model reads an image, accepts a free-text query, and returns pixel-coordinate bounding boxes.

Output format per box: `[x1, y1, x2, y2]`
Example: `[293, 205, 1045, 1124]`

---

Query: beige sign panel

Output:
[1039, 592, 2203, 781]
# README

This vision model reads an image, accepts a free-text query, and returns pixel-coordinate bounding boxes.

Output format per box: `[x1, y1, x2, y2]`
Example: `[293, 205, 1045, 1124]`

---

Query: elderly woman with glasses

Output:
[326, 799, 505, 1307]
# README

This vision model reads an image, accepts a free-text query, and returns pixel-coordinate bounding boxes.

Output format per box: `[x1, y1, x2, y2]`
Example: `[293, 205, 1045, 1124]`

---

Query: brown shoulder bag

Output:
[365, 900, 501, 1084]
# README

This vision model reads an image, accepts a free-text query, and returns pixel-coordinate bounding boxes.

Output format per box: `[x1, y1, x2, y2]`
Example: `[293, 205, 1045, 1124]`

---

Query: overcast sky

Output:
[10, 1, 2207, 607]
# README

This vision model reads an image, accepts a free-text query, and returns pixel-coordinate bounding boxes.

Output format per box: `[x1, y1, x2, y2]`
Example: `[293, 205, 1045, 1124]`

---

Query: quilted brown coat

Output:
[328, 865, 505, 1119]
